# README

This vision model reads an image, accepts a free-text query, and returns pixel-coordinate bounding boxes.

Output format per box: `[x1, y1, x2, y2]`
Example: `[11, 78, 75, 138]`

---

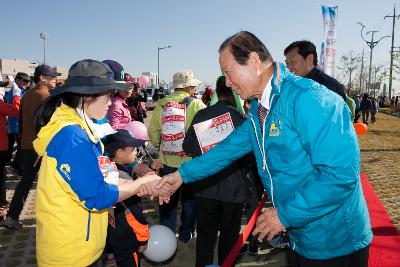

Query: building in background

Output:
[141, 72, 157, 86]
[0, 59, 68, 82]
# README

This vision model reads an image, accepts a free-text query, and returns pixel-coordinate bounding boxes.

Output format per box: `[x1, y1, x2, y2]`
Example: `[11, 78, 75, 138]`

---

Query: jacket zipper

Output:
[249, 107, 275, 207]
[86, 210, 91, 241]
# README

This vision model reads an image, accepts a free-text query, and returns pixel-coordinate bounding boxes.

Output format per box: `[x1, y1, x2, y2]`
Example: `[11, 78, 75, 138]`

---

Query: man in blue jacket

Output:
[155, 31, 372, 267]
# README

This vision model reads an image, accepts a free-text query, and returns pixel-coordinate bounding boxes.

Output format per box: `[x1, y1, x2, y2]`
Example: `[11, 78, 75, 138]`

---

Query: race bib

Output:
[193, 112, 235, 154]
[98, 156, 119, 185]
[161, 102, 186, 156]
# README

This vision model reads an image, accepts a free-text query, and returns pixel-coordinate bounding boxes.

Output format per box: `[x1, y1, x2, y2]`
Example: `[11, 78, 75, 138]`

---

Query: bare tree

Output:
[392, 52, 400, 80]
[337, 51, 362, 93]
[372, 63, 389, 97]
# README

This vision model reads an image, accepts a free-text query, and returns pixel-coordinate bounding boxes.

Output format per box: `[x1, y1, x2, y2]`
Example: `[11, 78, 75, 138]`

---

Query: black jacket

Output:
[306, 67, 346, 101]
[182, 100, 251, 203]
[107, 164, 149, 254]
[360, 97, 373, 111]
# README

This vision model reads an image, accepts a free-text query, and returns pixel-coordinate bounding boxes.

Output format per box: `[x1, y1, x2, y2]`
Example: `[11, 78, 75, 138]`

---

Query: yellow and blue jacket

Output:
[33, 104, 119, 267]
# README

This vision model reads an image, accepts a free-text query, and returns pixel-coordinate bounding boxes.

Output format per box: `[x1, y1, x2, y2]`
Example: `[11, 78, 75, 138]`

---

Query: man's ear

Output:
[249, 52, 261, 72]
[249, 52, 260, 65]
[305, 54, 315, 67]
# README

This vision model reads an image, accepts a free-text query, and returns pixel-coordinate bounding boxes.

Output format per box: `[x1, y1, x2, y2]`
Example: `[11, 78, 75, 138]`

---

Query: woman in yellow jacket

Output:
[33, 59, 161, 267]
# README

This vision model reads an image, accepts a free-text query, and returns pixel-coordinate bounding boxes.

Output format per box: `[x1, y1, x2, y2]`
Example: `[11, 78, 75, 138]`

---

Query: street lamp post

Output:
[157, 45, 171, 86]
[357, 22, 389, 95]
[40, 32, 48, 65]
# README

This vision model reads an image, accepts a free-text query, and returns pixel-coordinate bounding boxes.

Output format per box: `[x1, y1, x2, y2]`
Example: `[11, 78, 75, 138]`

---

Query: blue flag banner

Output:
[321, 5, 338, 76]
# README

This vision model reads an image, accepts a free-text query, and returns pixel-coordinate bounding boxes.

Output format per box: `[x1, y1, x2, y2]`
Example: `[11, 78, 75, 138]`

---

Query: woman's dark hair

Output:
[34, 93, 83, 134]
[219, 31, 273, 65]
[34, 92, 106, 134]
[132, 82, 140, 91]
[216, 76, 235, 106]
[216, 76, 232, 98]
[284, 40, 318, 66]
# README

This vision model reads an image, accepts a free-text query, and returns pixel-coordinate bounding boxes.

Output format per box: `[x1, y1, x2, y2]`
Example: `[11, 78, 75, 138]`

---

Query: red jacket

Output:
[0, 96, 20, 151]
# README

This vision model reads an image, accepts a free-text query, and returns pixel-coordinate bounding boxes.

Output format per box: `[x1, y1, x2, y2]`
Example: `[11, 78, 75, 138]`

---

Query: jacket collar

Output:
[305, 67, 320, 80]
[33, 84, 51, 93]
[112, 95, 129, 107]
[34, 104, 100, 157]
[249, 62, 287, 118]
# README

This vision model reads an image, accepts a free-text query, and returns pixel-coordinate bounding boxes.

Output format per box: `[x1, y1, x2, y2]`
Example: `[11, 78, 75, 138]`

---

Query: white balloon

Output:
[143, 225, 177, 262]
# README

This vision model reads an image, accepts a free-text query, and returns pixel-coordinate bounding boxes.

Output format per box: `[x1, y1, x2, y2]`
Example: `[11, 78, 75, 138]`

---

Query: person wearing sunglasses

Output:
[4, 72, 30, 175]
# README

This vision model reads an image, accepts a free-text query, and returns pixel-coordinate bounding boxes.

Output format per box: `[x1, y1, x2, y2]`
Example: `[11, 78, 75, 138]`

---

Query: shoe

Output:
[178, 229, 196, 243]
[178, 232, 193, 243]
[248, 241, 260, 255]
[238, 244, 248, 256]
[268, 234, 289, 249]
[1, 216, 22, 230]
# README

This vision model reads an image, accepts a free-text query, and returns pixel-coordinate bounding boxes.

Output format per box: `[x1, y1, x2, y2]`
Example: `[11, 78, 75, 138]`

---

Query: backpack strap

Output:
[180, 96, 196, 106]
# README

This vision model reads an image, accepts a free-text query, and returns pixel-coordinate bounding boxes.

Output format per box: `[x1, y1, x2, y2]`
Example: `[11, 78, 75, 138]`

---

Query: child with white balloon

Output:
[120, 121, 177, 264]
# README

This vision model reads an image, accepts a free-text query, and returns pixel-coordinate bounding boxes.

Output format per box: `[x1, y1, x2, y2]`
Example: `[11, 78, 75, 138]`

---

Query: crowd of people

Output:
[0, 30, 391, 267]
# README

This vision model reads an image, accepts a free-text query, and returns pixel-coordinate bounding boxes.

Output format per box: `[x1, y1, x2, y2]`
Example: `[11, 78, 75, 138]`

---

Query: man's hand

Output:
[150, 159, 164, 171]
[133, 163, 153, 177]
[138, 178, 172, 203]
[252, 207, 285, 241]
[155, 171, 183, 204]
[117, 173, 161, 202]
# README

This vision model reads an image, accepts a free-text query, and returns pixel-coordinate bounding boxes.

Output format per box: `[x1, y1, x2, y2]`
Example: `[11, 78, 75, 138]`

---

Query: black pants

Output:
[7, 133, 22, 171]
[195, 197, 243, 267]
[361, 110, 370, 124]
[291, 245, 370, 267]
[354, 109, 361, 123]
[8, 149, 40, 220]
[159, 166, 195, 241]
[0, 151, 8, 205]
[371, 111, 376, 123]
[114, 252, 140, 267]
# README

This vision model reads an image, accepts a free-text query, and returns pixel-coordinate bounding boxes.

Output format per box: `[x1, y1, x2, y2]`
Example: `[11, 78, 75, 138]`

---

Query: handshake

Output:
[135, 169, 184, 205]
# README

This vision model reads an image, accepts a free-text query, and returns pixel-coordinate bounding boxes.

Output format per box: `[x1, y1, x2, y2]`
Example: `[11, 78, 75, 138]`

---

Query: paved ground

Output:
[0, 112, 398, 266]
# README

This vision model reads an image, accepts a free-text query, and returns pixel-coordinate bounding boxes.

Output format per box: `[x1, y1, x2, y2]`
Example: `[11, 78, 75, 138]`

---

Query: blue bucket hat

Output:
[51, 59, 130, 97]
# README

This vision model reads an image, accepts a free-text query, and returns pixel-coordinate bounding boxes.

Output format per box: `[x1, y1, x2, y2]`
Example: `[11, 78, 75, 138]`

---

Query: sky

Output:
[2, 0, 400, 92]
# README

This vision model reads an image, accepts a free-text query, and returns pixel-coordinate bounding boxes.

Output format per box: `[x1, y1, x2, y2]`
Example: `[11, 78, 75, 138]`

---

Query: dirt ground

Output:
[357, 112, 400, 229]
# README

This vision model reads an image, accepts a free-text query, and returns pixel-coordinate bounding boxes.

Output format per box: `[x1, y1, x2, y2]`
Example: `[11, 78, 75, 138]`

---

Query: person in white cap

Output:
[148, 70, 206, 243]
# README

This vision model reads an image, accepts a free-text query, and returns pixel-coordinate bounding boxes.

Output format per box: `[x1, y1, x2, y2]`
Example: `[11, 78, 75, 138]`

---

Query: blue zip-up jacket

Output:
[179, 63, 372, 259]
